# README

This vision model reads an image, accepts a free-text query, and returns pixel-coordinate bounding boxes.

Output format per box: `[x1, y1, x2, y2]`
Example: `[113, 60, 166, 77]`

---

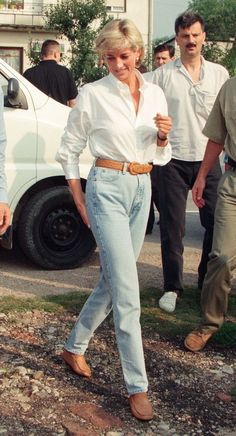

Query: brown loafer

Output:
[61, 349, 92, 378]
[184, 330, 214, 352]
[129, 392, 153, 421]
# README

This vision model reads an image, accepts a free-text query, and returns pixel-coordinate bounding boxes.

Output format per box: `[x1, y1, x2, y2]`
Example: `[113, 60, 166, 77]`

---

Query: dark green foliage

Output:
[188, 0, 236, 40]
[44, 0, 111, 85]
[188, 0, 236, 76]
[212, 322, 236, 348]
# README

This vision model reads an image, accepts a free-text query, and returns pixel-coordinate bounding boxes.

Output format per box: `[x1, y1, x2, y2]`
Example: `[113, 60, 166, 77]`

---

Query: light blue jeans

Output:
[65, 166, 151, 395]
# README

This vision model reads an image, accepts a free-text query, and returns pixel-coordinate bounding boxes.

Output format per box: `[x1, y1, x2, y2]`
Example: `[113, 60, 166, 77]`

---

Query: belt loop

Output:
[122, 162, 128, 174]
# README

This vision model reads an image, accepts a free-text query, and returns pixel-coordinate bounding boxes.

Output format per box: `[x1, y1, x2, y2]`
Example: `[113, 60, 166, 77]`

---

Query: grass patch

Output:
[212, 322, 236, 348]
[0, 292, 88, 314]
[0, 295, 63, 314]
[140, 287, 202, 337]
[230, 387, 236, 397]
[140, 287, 236, 347]
[44, 292, 88, 312]
[0, 287, 235, 347]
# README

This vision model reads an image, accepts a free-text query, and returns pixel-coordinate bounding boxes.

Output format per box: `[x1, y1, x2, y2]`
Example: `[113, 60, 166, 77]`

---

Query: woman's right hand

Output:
[76, 201, 90, 228]
[67, 179, 91, 228]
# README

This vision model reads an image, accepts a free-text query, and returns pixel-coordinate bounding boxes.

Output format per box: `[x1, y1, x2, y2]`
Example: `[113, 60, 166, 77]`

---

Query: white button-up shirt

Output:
[149, 57, 229, 161]
[56, 71, 171, 179]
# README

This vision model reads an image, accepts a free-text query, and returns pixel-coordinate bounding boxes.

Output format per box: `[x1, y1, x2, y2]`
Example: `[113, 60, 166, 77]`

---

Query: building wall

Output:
[108, 0, 150, 46]
[0, 0, 151, 73]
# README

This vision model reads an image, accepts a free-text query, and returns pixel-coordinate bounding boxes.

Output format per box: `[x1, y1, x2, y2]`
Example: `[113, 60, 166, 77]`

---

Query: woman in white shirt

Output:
[56, 19, 171, 421]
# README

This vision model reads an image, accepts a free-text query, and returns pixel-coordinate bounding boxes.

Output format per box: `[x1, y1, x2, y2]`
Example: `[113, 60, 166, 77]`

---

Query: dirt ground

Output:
[0, 309, 235, 436]
[0, 212, 235, 436]
[0, 212, 235, 298]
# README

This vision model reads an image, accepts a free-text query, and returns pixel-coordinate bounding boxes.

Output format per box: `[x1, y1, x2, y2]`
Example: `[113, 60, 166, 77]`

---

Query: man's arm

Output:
[192, 140, 223, 208]
[67, 69, 78, 108]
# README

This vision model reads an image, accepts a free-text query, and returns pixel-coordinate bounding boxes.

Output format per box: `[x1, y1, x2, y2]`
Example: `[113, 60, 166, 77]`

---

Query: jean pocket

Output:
[92, 167, 121, 183]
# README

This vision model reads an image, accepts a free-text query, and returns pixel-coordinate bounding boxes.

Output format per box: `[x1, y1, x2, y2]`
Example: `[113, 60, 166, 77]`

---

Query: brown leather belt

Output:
[95, 159, 153, 175]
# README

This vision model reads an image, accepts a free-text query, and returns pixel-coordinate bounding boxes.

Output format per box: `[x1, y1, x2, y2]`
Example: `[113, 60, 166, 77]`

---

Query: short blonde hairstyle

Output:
[95, 19, 145, 65]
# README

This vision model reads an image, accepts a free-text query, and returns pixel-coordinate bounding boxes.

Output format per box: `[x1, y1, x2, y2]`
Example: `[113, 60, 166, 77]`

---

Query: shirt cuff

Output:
[154, 141, 172, 166]
[61, 162, 80, 180]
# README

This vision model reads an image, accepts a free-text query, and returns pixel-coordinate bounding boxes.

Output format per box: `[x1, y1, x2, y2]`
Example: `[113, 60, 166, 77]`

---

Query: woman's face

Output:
[104, 48, 140, 84]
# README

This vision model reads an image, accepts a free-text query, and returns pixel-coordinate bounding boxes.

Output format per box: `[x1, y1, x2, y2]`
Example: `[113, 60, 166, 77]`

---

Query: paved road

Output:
[0, 195, 205, 298]
[1, 209, 235, 297]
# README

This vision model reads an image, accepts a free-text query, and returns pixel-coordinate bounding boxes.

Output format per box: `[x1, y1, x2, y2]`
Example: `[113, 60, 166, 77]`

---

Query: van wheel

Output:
[17, 186, 96, 270]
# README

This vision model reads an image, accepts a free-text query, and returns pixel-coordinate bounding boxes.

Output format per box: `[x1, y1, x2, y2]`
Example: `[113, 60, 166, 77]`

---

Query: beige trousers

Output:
[201, 170, 236, 331]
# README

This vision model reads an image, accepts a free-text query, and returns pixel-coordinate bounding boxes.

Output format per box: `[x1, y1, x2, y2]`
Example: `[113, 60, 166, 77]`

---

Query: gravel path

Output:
[0, 310, 235, 436]
[0, 211, 235, 435]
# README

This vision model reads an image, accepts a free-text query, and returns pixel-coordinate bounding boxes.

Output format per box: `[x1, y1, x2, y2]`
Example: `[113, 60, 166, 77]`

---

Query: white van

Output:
[0, 59, 96, 269]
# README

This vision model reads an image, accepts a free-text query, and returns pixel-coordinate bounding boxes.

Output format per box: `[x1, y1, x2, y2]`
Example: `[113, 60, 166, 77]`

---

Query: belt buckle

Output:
[129, 162, 152, 175]
[129, 162, 142, 175]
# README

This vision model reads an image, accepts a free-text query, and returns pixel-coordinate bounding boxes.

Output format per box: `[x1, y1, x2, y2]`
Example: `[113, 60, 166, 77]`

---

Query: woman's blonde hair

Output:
[95, 19, 145, 65]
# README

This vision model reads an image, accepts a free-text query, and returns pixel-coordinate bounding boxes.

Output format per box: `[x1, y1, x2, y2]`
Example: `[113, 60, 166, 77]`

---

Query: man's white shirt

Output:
[146, 57, 229, 161]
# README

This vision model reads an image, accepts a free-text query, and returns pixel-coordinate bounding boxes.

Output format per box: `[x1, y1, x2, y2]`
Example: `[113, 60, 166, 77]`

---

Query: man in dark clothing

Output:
[23, 40, 78, 107]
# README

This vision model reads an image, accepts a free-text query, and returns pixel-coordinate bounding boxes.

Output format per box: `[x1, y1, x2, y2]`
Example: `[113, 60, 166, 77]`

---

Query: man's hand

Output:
[192, 177, 206, 208]
[0, 203, 10, 235]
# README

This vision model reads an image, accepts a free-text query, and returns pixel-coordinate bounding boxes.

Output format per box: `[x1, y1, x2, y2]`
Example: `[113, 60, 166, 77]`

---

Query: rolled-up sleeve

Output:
[56, 87, 90, 179]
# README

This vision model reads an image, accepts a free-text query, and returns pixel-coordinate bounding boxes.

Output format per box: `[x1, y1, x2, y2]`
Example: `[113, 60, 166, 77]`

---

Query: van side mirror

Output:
[7, 78, 28, 109]
[8, 78, 19, 100]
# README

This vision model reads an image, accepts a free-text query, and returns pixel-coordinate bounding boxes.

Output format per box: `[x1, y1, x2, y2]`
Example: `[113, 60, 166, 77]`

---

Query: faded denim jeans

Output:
[65, 166, 151, 395]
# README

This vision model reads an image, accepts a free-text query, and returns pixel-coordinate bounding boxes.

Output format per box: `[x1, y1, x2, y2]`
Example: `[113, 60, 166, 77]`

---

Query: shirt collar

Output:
[175, 56, 205, 69]
[175, 56, 206, 81]
[108, 69, 148, 92]
[40, 60, 58, 65]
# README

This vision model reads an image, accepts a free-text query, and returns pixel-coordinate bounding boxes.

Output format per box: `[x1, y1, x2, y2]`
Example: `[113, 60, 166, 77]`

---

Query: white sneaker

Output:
[159, 291, 178, 313]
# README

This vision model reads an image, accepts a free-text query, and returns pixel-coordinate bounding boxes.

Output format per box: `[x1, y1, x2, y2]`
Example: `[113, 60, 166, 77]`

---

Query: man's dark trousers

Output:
[146, 166, 160, 233]
[158, 158, 222, 292]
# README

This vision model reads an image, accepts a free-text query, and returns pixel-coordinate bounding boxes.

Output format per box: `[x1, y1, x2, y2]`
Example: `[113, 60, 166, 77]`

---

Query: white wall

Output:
[108, 0, 150, 46]
[0, 0, 151, 71]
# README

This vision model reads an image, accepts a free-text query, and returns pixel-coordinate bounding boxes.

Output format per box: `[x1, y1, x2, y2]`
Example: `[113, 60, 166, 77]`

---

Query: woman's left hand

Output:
[154, 113, 172, 138]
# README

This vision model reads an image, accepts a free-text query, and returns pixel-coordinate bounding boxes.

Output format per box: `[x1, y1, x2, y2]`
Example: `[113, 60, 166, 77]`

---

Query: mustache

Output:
[186, 43, 196, 48]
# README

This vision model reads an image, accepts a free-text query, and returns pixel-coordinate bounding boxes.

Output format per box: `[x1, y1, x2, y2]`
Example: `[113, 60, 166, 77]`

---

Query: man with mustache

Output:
[147, 11, 229, 312]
